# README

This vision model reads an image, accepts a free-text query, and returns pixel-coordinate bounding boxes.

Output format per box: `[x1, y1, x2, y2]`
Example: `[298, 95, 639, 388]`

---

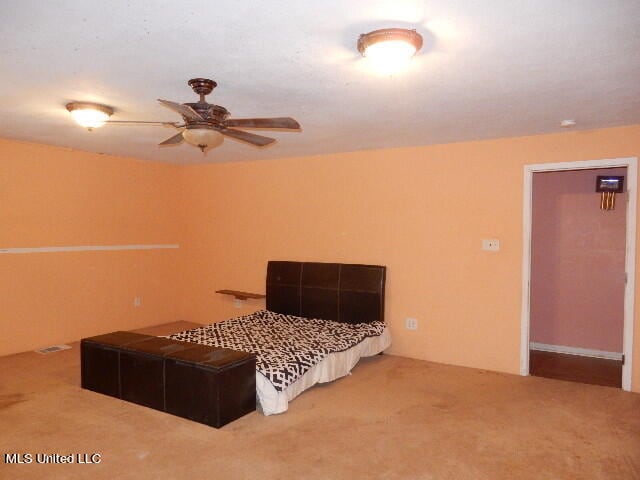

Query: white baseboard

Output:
[530, 342, 622, 361]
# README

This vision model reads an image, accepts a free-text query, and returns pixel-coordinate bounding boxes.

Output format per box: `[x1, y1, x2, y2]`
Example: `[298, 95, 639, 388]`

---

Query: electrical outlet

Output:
[134, 296, 142, 307]
[482, 239, 500, 251]
[405, 317, 418, 330]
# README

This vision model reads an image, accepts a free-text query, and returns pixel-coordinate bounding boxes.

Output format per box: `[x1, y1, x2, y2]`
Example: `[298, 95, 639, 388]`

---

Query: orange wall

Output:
[178, 125, 640, 392]
[3, 126, 640, 393]
[0, 139, 184, 355]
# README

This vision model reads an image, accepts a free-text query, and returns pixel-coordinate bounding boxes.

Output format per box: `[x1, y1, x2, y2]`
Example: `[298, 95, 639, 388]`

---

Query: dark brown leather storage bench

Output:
[80, 331, 256, 428]
[119, 337, 196, 411]
[165, 344, 256, 428]
[81, 331, 154, 397]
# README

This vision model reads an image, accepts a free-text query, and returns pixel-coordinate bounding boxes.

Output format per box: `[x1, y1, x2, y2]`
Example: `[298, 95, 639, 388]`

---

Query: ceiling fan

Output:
[67, 78, 301, 152]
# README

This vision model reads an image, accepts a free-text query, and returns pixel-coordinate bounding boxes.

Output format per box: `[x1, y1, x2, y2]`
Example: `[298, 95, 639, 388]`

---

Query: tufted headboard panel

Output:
[266, 261, 386, 324]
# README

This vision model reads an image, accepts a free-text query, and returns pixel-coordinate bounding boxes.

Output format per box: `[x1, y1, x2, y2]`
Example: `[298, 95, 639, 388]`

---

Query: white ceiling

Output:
[1, 1, 639, 164]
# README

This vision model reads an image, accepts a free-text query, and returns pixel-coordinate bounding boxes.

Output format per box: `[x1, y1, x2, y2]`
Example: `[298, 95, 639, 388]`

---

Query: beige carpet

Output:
[1, 321, 639, 480]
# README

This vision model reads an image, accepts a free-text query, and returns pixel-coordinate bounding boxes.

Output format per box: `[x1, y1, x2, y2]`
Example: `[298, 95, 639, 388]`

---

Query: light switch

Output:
[482, 239, 500, 251]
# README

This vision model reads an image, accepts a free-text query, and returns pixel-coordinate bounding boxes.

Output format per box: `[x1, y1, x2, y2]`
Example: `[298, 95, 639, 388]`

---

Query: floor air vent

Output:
[35, 345, 71, 354]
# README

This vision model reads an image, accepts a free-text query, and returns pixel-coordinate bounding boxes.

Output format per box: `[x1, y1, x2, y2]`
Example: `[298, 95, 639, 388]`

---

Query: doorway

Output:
[521, 157, 637, 391]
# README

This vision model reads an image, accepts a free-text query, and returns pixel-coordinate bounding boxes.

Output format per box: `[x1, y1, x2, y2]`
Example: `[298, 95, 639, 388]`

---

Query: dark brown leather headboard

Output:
[266, 261, 386, 324]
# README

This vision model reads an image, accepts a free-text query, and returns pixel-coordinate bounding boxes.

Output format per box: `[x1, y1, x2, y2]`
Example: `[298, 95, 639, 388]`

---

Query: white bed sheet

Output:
[256, 326, 391, 415]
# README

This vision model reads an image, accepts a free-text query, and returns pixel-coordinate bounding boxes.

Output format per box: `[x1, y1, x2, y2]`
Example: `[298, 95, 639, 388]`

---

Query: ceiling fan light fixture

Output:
[182, 127, 224, 151]
[66, 102, 114, 129]
[357, 28, 423, 73]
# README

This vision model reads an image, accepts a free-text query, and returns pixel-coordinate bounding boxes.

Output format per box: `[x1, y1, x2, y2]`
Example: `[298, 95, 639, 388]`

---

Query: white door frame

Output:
[520, 157, 637, 391]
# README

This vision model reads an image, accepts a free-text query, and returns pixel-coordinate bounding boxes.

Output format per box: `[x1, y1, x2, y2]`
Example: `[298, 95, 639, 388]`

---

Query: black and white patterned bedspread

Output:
[167, 310, 386, 392]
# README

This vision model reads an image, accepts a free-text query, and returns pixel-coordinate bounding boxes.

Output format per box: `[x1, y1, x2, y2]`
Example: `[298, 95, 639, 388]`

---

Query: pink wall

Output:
[530, 168, 626, 352]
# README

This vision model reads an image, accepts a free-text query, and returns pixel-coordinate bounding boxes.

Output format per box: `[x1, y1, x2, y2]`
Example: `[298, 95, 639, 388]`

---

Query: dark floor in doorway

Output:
[529, 350, 622, 388]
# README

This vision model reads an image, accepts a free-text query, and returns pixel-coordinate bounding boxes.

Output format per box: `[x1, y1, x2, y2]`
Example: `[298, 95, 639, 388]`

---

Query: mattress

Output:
[167, 310, 390, 414]
[257, 326, 390, 415]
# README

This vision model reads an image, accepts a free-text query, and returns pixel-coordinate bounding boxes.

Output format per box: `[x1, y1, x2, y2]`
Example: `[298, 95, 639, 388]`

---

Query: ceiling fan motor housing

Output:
[185, 103, 230, 126]
[188, 78, 217, 96]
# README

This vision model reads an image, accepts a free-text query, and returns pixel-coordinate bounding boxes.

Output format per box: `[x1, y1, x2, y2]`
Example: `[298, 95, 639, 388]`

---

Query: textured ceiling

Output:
[1, 1, 639, 164]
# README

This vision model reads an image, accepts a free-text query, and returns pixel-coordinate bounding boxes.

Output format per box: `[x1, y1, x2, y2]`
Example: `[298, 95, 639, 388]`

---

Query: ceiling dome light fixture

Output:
[66, 102, 114, 129]
[357, 28, 423, 74]
[182, 126, 224, 152]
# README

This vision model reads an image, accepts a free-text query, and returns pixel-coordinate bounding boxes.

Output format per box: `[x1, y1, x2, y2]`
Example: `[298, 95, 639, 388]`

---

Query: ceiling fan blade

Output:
[105, 120, 182, 127]
[220, 128, 276, 147]
[224, 117, 300, 130]
[157, 99, 204, 121]
[158, 132, 184, 146]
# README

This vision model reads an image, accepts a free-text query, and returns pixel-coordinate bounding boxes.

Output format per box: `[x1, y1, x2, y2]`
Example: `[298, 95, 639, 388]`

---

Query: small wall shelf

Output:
[215, 290, 266, 301]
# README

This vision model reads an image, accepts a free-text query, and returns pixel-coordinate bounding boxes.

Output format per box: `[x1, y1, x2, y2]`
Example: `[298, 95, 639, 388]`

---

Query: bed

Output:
[168, 260, 390, 415]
